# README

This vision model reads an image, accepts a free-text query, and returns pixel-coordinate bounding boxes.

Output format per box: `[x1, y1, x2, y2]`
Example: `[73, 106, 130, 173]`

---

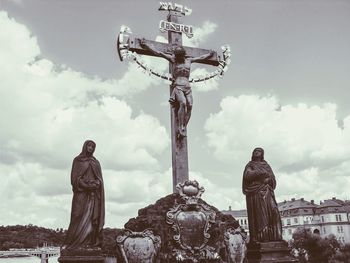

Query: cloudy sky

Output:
[1, 0, 350, 229]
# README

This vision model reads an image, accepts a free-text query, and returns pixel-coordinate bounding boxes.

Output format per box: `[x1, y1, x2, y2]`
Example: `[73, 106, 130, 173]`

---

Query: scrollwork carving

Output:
[116, 229, 161, 263]
[166, 180, 220, 262]
[224, 227, 247, 263]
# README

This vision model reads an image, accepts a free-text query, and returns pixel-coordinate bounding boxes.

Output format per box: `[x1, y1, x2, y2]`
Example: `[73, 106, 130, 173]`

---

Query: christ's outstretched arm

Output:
[189, 50, 214, 63]
[140, 38, 174, 62]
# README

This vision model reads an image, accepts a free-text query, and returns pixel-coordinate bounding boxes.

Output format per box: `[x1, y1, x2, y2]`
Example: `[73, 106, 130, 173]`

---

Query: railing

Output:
[0, 248, 60, 258]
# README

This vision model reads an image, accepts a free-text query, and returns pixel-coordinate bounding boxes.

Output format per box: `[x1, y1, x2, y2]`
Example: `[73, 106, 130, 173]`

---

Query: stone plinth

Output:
[246, 241, 298, 263]
[116, 192, 241, 263]
[58, 248, 104, 263]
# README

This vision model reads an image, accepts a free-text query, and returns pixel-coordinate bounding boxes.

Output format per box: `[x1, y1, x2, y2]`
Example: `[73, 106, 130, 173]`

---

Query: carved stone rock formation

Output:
[116, 180, 241, 263]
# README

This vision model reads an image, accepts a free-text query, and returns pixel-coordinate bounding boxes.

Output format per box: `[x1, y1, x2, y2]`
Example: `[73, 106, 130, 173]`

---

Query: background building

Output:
[279, 198, 318, 240]
[223, 198, 350, 244]
[222, 206, 249, 233]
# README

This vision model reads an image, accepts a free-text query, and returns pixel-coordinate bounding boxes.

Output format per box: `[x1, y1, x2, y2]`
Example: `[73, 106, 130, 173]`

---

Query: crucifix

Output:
[117, 2, 229, 193]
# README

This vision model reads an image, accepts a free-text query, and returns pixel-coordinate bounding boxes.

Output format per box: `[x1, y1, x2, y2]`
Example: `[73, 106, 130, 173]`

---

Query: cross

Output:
[118, 3, 221, 193]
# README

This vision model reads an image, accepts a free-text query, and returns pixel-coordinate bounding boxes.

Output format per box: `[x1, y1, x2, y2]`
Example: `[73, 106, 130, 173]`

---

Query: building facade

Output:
[223, 207, 249, 233]
[279, 198, 318, 240]
[223, 198, 350, 244]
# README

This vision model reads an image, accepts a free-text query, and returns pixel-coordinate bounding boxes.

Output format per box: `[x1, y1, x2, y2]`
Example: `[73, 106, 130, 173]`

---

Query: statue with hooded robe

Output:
[64, 140, 105, 249]
[242, 147, 282, 243]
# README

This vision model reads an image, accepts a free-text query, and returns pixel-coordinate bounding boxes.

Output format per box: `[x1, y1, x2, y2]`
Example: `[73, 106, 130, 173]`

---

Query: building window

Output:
[288, 229, 292, 235]
[282, 220, 284, 226]
[337, 226, 341, 233]
[340, 226, 344, 233]
[323, 227, 326, 234]
[336, 214, 342, 222]
[287, 219, 291, 226]
[294, 218, 298, 224]
[321, 216, 325, 222]
[244, 219, 247, 225]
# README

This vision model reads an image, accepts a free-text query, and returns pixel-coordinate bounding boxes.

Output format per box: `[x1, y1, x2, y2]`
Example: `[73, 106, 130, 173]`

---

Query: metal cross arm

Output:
[126, 37, 220, 67]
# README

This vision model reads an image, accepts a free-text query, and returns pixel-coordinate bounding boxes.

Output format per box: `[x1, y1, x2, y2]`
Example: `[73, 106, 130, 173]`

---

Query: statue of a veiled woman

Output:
[242, 148, 282, 243]
[64, 140, 105, 249]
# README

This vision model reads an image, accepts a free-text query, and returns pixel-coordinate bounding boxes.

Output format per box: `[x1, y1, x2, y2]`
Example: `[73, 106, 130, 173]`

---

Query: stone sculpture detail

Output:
[242, 148, 297, 263]
[166, 180, 220, 262]
[64, 140, 105, 249]
[117, 2, 231, 192]
[224, 227, 247, 263]
[116, 229, 161, 263]
[242, 147, 282, 243]
[140, 40, 214, 138]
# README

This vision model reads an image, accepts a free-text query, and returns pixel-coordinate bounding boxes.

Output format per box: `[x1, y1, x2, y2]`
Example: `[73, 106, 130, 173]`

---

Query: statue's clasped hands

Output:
[87, 180, 100, 190]
[140, 38, 147, 47]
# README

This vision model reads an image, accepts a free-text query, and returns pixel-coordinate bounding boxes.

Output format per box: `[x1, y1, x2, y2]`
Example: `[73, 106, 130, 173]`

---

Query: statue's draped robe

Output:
[242, 160, 282, 242]
[65, 144, 105, 249]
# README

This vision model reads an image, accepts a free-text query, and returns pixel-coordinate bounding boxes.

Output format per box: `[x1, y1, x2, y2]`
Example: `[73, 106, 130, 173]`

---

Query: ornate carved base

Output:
[246, 241, 298, 263]
[118, 181, 242, 263]
[58, 248, 104, 263]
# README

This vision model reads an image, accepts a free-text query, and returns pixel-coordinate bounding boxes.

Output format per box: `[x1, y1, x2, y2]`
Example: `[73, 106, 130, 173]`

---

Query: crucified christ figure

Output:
[140, 39, 214, 138]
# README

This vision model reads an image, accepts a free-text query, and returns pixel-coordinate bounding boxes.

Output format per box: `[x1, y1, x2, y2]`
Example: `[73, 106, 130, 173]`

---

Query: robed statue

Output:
[64, 140, 105, 249]
[242, 147, 282, 243]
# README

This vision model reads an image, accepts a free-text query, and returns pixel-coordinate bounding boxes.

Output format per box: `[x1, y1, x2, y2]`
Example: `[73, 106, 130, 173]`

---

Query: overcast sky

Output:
[1, 0, 350, 229]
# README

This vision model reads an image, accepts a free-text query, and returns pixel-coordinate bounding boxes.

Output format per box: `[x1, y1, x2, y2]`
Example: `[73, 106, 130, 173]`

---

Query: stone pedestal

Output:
[246, 241, 298, 263]
[58, 248, 104, 263]
[116, 190, 242, 263]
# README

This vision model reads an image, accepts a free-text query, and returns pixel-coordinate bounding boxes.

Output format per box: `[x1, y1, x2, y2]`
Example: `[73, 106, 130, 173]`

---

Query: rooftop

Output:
[222, 209, 247, 218]
[316, 198, 348, 213]
[225, 197, 350, 217]
[278, 198, 317, 212]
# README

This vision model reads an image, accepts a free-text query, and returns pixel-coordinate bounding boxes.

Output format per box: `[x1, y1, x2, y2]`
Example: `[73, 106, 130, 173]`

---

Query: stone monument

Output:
[116, 180, 243, 263]
[115, 2, 244, 263]
[58, 140, 105, 263]
[243, 148, 298, 263]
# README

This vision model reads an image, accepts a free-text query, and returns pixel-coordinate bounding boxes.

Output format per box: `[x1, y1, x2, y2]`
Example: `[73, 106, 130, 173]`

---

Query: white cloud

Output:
[0, 162, 71, 227]
[103, 168, 173, 228]
[204, 94, 350, 203]
[191, 68, 219, 92]
[184, 21, 221, 93]
[184, 21, 218, 48]
[276, 167, 321, 199]
[0, 11, 172, 228]
[0, 11, 169, 169]
[190, 171, 244, 211]
[0, 11, 224, 230]
[205, 95, 349, 165]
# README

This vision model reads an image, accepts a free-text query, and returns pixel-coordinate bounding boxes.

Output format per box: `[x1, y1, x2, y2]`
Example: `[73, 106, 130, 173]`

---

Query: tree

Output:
[102, 227, 122, 256]
[291, 228, 341, 263]
[330, 244, 350, 263]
